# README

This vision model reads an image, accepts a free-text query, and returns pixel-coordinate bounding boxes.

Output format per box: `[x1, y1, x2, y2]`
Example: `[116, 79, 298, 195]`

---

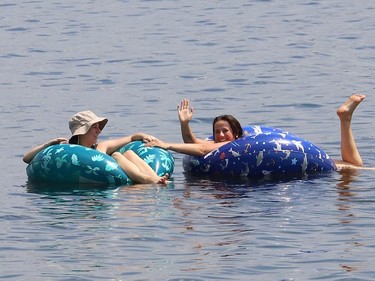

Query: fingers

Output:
[182, 99, 189, 109]
[177, 99, 191, 111]
[143, 135, 156, 142]
[144, 139, 157, 147]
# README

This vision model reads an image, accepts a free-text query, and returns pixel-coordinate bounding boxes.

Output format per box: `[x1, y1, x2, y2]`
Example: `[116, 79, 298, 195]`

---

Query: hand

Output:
[142, 135, 156, 143]
[177, 99, 193, 124]
[49, 137, 68, 145]
[144, 138, 167, 149]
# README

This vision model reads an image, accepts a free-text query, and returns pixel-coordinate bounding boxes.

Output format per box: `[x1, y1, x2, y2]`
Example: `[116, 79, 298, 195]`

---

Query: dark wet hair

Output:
[68, 135, 96, 149]
[69, 135, 79, 144]
[212, 115, 243, 141]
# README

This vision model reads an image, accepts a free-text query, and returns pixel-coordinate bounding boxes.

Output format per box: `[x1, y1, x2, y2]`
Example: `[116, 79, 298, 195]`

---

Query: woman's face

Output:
[80, 122, 102, 146]
[213, 120, 235, 143]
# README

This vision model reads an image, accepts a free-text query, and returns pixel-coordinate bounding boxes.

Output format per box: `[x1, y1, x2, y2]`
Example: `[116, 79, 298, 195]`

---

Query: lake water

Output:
[1, 0, 375, 280]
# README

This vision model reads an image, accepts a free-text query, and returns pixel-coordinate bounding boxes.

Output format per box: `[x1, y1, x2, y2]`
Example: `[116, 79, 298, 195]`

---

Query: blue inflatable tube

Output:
[182, 125, 336, 178]
[26, 141, 175, 185]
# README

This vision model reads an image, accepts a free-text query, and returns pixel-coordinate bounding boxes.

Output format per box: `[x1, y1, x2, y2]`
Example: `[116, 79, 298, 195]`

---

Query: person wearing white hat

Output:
[23, 110, 169, 184]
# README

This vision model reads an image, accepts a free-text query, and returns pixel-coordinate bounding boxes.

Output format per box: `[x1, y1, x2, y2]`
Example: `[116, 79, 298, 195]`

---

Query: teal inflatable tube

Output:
[26, 141, 174, 185]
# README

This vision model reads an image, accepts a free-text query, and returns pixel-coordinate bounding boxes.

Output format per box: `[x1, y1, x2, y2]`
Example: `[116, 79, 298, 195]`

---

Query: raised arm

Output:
[145, 138, 229, 157]
[177, 99, 205, 144]
[23, 137, 68, 164]
[97, 132, 156, 155]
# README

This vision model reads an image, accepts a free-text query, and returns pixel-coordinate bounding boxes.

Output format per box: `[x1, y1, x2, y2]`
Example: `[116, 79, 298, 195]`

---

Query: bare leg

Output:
[123, 150, 160, 176]
[336, 94, 365, 167]
[112, 152, 169, 184]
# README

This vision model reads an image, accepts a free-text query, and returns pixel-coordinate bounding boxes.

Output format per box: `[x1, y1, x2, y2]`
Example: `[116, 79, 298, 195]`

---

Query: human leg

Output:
[336, 94, 365, 167]
[122, 150, 161, 176]
[112, 152, 168, 184]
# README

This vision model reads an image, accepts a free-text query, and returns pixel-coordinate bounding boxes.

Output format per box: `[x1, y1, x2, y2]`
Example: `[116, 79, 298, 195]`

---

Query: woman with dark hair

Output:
[144, 100, 244, 157]
[212, 115, 243, 141]
[177, 99, 243, 146]
[146, 95, 373, 171]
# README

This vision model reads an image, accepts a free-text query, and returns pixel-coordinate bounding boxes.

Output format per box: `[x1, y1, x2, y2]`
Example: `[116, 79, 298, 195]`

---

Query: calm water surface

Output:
[1, 0, 375, 280]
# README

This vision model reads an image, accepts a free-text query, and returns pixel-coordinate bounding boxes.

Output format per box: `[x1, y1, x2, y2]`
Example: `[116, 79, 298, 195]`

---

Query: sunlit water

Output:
[1, 0, 375, 280]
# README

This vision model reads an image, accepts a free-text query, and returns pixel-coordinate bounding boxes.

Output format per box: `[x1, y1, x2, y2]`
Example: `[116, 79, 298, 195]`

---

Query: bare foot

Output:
[145, 173, 170, 184]
[140, 173, 170, 184]
[157, 173, 170, 184]
[337, 94, 366, 122]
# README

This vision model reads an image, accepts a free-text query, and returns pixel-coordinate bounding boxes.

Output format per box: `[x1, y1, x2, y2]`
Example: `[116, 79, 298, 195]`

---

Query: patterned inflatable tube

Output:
[182, 125, 336, 178]
[26, 141, 174, 185]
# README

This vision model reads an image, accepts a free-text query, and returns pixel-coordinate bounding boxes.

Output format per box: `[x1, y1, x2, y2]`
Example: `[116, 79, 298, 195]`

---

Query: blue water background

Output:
[1, 0, 375, 280]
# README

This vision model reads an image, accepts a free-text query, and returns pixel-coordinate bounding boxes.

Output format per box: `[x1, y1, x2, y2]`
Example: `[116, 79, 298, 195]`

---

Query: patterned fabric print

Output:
[27, 144, 129, 185]
[183, 125, 336, 178]
[118, 141, 175, 177]
[26, 142, 175, 185]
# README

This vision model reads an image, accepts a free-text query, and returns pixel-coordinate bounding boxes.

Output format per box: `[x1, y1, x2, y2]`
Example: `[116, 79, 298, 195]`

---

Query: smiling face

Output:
[213, 120, 236, 143]
[79, 122, 102, 147]
[212, 115, 243, 143]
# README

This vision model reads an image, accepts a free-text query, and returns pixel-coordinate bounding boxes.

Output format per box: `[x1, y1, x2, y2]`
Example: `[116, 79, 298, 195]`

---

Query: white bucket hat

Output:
[69, 110, 108, 137]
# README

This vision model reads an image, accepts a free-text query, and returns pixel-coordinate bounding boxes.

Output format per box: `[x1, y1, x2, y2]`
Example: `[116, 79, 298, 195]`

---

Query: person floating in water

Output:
[146, 94, 374, 171]
[23, 110, 169, 184]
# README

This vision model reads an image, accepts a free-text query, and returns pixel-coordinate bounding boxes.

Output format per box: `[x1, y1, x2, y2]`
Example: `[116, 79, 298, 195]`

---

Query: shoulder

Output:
[96, 141, 109, 154]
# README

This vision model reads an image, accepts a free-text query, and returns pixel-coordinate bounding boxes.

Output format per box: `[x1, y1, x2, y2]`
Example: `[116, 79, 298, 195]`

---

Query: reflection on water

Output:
[25, 181, 119, 196]
[335, 169, 360, 225]
[336, 169, 359, 201]
[24, 182, 121, 225]
[335, 169, 368, 274]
